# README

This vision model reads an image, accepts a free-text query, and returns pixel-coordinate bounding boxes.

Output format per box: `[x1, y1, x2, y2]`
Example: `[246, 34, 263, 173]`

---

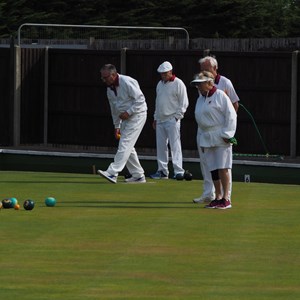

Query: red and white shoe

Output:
[215, 198, 232, 209]
[205, 199, 221, 209]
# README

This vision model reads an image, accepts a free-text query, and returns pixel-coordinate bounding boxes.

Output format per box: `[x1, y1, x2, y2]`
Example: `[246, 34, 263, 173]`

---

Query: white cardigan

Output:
[195, 88, 237, 148]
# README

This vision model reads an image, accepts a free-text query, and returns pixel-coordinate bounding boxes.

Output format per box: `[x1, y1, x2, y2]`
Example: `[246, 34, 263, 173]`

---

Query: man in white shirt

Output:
[97, 64, 147, 184]
[193, 56, 239, 203]
[150, 61, 189, 179]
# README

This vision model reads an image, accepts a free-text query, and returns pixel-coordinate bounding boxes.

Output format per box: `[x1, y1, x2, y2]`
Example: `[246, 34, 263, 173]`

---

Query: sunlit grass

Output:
[1, 171, 300, 299]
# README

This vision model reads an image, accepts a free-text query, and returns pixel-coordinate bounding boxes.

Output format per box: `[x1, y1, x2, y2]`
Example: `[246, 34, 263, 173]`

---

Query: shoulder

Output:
[174, 77, 187, 88]
[119, 74, 134, 82]
[219, 75, 233, 86]
[215, 89, 227, 97]
[215, 89, 231, 101]
[120, 74, 139, 86]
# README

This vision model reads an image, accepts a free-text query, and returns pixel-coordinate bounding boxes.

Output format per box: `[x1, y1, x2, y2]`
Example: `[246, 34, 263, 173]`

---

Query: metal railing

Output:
[17, 23, 190, 50]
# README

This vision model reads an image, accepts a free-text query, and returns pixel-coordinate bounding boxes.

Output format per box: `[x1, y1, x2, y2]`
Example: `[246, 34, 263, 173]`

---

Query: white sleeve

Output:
[175, 80, 189, 120]
[221, 94, 237, 138]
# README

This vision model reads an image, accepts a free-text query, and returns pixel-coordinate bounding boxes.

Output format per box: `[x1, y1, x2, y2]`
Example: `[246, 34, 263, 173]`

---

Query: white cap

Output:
[190, 73, 214, 86]
[157, 61, 173, 73]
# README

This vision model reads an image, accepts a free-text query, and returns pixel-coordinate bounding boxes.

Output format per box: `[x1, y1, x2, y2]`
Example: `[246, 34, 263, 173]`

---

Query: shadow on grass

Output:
[0, 180, 104, 185]
[48, 200, 197, 209]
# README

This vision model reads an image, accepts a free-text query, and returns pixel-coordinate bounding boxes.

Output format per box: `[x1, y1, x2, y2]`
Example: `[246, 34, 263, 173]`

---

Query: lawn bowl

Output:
[2, 198, 13, 209]
[23, 199, 35, 210]
[10, 197, 18, 207]
[184, 170, 193, 181]
[45, 197, 56, 207]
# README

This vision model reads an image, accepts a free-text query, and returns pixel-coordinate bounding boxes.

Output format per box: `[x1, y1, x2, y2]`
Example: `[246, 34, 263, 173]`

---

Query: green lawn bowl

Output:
[45, 197, 56, 207]
[10, 197, 18, 207]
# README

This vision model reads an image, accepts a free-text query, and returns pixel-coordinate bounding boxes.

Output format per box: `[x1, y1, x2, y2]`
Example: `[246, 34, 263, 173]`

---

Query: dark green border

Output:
[0, 153, 299, 185]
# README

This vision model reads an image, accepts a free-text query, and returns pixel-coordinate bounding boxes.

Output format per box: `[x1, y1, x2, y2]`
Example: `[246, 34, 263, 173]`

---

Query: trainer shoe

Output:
[149, 171, 168, 179]
[215, 198, 232, 210]
[125, 176, 146, 183]
[173, 173, 184, 180]
[193, 195, 215, 204]
[97, 170, 117, 184]
[205, 199, 221, 209]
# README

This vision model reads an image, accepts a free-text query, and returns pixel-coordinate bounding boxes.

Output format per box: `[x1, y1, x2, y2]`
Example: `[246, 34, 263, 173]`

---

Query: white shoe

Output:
[125, 176, 146, 183]
[97, 170, 117, 184]
[193, 195, 215, 204]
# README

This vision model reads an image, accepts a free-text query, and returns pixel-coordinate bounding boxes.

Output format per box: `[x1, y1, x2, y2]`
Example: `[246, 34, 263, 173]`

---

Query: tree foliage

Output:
[0, 0, 299, 38]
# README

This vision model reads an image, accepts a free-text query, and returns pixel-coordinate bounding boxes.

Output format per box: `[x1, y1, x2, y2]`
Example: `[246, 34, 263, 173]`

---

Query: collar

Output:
[215, 74, 221, 84]
[169, 74, 176, 82]
[109, 74, 119, 95]
[202, 86, 217, 97]
[162, 74, 176, 83]
[112, 74, 119, 87]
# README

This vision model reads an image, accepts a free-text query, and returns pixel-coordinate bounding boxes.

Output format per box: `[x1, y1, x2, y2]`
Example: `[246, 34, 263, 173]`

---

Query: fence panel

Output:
[7, 47, 300, 156]
[20, 48, 45, 143]
[126, 50, 296, 156]
[47, 49, 120, 146]
[0, 48, 11, 146]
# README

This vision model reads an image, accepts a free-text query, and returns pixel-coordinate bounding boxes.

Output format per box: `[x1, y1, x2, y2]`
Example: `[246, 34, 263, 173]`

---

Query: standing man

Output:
[97, 64, 147, 184]
[193, 56, 239, 203]
[150, 61, 189, 180]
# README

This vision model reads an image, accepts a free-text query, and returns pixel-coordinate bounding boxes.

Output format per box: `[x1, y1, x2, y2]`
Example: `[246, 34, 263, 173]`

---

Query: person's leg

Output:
[126, 147, 145, 178]
[199, 149, 216, 199]
[211, 170, 223, 200]
[193, 135, 215, 203]
[204, 169, 222, 208]
[107, 112, 146, 176]
[155, 121, 169, 176]
[167, 118, 184, 175]
[228, 168, 232, 200]
[214, 168, 232, 209]
[218, 168, 231, 200]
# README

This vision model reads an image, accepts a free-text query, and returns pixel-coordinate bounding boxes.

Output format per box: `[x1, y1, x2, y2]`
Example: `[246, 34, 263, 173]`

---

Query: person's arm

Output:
[175, 80, 189, 120]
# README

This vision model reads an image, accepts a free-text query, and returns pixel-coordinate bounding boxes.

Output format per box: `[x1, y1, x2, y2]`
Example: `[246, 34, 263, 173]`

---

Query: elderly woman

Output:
[191, 71, 237, 209]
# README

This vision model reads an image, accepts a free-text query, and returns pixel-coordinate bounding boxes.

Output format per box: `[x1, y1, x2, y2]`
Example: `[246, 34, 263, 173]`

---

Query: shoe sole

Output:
[125, 178, 146, 183]
[205, 205, 218, 209]
[193, 199, 213, 204]
[193, 199, 205, 204]
[215, 205, 232, 210]
[98, 170, 117, 184]
[125, 181, 146, 184]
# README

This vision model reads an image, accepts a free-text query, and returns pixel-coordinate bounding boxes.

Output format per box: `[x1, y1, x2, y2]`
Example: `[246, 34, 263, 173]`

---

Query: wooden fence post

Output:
[290, 50, 299, 158]
[13, 45, 21, 146]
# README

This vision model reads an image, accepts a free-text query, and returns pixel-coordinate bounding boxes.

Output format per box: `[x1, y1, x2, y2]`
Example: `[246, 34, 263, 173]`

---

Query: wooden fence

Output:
[0, 46, 299, 157]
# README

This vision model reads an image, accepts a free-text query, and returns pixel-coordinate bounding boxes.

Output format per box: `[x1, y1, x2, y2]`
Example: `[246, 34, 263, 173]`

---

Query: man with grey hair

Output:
[193, 56, 239, 204]
[97, 64, 147, 184]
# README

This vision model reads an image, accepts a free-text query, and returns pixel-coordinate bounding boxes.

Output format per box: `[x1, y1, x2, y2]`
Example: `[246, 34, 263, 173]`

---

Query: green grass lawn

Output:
[1, 171, 300, 300]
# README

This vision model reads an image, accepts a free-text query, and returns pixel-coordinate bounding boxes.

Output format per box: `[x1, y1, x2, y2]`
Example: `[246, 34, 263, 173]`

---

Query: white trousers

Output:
[107, 112, 147, 178]
[156, 118, 184, 176]
[197, 136, 232, 200]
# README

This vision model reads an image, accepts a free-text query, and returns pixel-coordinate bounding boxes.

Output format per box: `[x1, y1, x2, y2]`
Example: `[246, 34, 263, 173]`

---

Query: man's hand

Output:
[119, 111, 130, 120]
[115, 128, 121, 140]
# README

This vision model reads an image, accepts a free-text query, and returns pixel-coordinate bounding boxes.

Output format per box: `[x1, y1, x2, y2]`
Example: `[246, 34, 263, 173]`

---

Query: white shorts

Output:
[204, 146, 232, 171]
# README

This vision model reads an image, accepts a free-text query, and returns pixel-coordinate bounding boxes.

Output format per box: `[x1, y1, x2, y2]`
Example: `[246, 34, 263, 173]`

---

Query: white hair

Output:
[198, 56, 218, 69]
